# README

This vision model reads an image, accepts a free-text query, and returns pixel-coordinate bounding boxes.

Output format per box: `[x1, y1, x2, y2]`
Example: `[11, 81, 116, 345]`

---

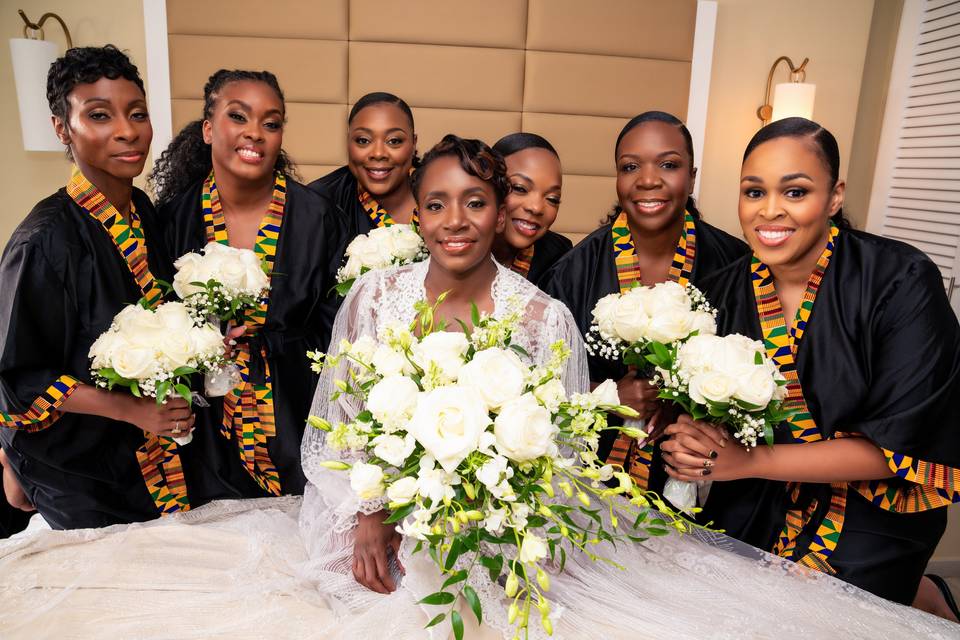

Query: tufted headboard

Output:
[164, 0, 700, 241]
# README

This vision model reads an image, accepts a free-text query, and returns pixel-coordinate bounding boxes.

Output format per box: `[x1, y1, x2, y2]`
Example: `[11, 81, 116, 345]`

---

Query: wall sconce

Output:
[10, 10, 73, 151]
[756, 56, 816, 126]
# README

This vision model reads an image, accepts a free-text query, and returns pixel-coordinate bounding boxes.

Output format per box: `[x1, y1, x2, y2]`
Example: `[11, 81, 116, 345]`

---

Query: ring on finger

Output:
[703, 459, 714, 469]
[172, 421, 182, 435]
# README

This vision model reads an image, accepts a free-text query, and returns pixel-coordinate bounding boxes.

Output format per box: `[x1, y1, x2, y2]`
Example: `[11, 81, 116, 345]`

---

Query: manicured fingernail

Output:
[710, 450, 718, 459]
[228, 339, 237, 346]
[720, 438, 727, 448]
[702, 469, 712, 476]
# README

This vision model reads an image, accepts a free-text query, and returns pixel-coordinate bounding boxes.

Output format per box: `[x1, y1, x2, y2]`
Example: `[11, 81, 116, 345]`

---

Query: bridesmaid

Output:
[151, 69, 343, 498]
[0, 46, 200, 529]
[661, 118, 960, 619]
[309, 92, 418, 242]
[491, 133, 572, 285]
[540, 111, 748, 496]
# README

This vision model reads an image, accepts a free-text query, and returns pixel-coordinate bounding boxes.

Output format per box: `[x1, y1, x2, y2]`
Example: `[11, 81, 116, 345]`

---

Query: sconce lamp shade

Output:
[771, 81, 816, 123]
[10, 38, 61, 151]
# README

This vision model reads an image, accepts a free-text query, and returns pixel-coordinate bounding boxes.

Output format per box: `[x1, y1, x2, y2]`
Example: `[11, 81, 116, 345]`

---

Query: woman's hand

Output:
[353, 510, 403, 594]
[224, 324, 246, 358]
[118, 396, 195, 438]
[660, 415, 755, 482]
[0, 448, 34, 512]
[614, 366, 660, 422]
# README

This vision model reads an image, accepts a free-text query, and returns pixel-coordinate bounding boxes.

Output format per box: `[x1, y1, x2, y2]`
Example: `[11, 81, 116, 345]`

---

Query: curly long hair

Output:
[149, 69, 298, 206]
[411, 134, 509, 205]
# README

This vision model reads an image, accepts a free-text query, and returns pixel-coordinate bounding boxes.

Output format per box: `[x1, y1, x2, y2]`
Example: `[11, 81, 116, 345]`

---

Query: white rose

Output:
[688, 370, 738, 405]
[690, 311, 717, 336]
[190, 324, 226, 358]
[113, 345, 159, 380]
[349, 461, 385, 500]
[591, 293, 621, 338]
[158, 332, 196, 370]
[340, 253, 363, 281]
[113, 304, 151, 334]
[346, 335, 378, 365]
[494, 393, 556, 462]
[590, 379, 621, 407]
[371, 343, 414, 377]
[733, 365, 777, 408]
[716, 334, 766, 374]
[408, 386, 489, 473]
[411, 332, 469, 382]
[533, 378, 566, 412]
[648, 281, 691, 312]
[89, 331, 125, 369]
[355, 231, 394, 269]
[386, 476, 418, 505]
[372, 433, 416, 467]
[172, 252, 204, 299]
[390, 225, 424, 261]
[646, 307, 695, 344]
[612, 291, 651, 343]
[458, 348, 527, 411]
[367, 375, 419, 427]
[238, 250, 269, 294]
[677, 334, 724, 376]
[154, 302, 196, 335]
[518, 532, 548, 564]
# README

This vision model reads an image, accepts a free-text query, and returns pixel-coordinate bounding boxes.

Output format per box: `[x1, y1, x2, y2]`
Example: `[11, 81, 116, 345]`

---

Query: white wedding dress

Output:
[1, 259, 957, 639]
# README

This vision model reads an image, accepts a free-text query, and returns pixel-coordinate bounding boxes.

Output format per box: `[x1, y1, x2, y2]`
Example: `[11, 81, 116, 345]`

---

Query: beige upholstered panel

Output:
[168, 36, 348, 103]
[349, 43, 524, 111]
[165, 0, 348, 39]
[526, 0, 697, 59]
[165, 0, 698, 241]
[522, 113, 628, 177]
[350, 0, 527, 48]
[524, 52, 691, 119]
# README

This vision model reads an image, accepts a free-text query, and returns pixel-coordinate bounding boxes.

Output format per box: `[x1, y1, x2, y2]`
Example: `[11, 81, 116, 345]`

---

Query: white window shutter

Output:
[868, 0, 960, 313]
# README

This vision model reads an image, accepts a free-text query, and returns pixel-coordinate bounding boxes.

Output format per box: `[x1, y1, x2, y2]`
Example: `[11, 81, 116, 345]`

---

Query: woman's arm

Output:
[60, 385, 195, 438]
[659, 417, 892, 483]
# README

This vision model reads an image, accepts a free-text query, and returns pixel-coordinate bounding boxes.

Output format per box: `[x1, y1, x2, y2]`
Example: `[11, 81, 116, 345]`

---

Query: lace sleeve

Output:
[543, 297, 590, 396]
[301, 270, 387, 517]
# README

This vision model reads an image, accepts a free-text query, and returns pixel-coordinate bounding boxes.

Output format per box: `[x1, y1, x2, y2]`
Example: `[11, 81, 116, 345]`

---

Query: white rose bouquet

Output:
[172, 242, 269, 397]
[308, 296, 688, 640]
[173, 241, 269, 321]
[648, 333, 792, 512]
[88, 301, 227, 445]
[583, 281, 717, 451]
[335, 224, 428, 296]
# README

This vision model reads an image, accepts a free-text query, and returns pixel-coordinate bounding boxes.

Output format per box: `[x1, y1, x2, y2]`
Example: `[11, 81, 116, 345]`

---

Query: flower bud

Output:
[538, 505, 553, 519]
[319, 460, 350, 470]
[463, 481, 476, 500]
[541, 616, 554, 636]
[543, 465, 553, 483]
[620, 426, 646, 439]
[507, 601, 519, 624]
[448, 516, 461, 534]
[504, 572, 519, 598]
[464, 510, 484, 521]
[307, 416, 332, 431]
[560, 525, 569, 537]
[457, 510, 469, 524]
[540, 482, 555, 498]
[536, 568, 550, 591]
[577, 492, 591, 507]
[537, 597, 550, 616]
[558, 481, 573, 498]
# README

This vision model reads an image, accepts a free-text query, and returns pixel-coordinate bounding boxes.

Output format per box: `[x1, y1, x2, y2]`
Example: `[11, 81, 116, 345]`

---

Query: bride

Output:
[0, 135, 955, 640]
[296, 135, 956, 640]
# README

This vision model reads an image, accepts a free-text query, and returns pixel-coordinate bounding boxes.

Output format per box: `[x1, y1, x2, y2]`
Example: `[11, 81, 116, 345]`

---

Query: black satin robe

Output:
[0, 189, 202, 529]
[699, 228, 960, 604]
[540, 217, 749, 489]
[161, 178, 344, 497]
[524, 231, 573, 287]
[308, 166, 376, 260]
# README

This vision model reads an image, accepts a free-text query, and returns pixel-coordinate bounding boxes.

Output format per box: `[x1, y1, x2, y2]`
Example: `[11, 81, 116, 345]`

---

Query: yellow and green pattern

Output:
[68, 166, 188, 514]
[510, 244, 536, 278]
[359, 186, 419, 228]
[605, 211, 697, 489]
[0, 375, 79, 431]
[754, 222, 841, 573]
[203, 170, 286, 495]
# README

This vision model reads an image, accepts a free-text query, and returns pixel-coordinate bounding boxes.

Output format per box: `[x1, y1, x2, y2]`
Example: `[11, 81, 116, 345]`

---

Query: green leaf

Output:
[173, 366, 198, 377]
[443, 538, 463, 571]
[455, 318, 471, 336]
[755, 351, 763, 365]
[174, 383, 193, 404]
[156, 380, 172, 402]
[463, 585, 482, 624]
[441, 569, 468, 590]
[470, 303, 480, 328]
[130, 381, 142, 398]
[479, 554, 503, 582]
[451, 611, 464, 640]
[425, 613, 446, 629]
[510, 343, 529, 357]
[418, 591, 456, 606]
[651, 341, 671, 364]
[383, 502, 416, 524]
